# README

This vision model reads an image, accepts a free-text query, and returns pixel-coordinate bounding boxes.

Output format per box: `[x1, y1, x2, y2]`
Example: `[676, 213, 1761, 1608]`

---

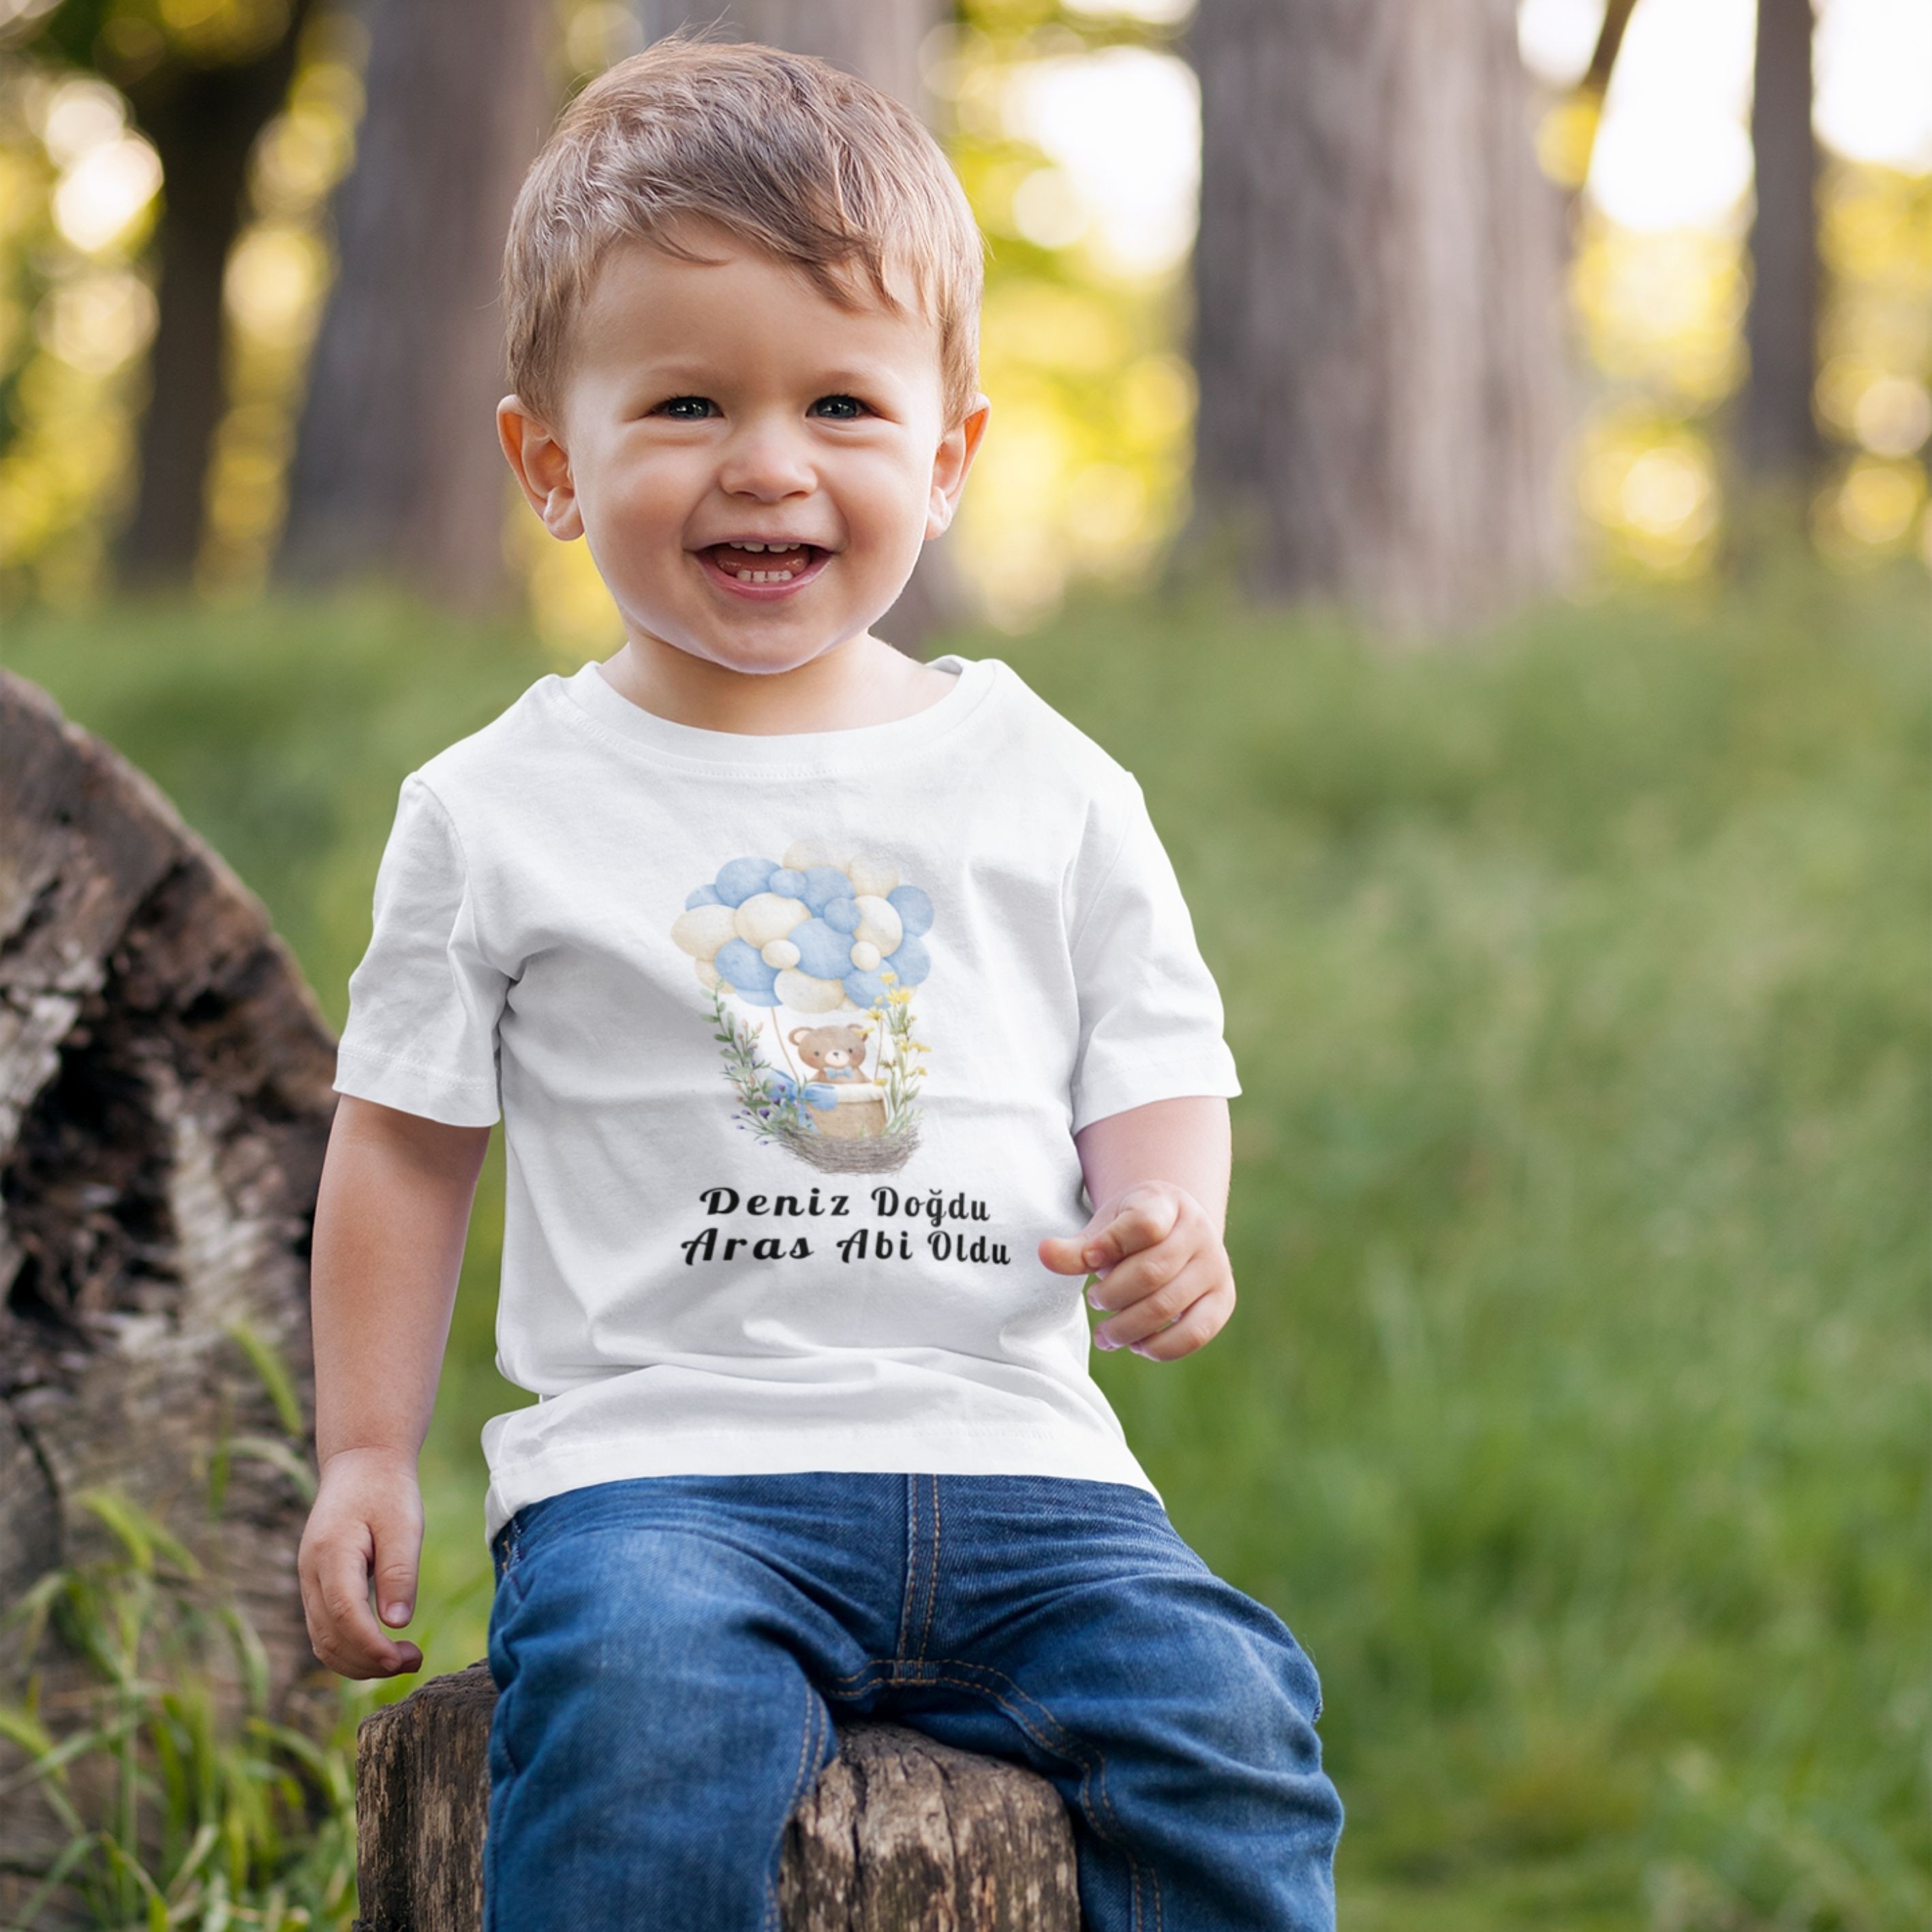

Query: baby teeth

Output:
[729, 567, 795, 583]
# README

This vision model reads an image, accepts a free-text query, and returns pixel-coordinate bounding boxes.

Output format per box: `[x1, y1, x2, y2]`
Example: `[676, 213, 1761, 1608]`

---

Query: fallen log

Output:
[0, 669, 340, 1919]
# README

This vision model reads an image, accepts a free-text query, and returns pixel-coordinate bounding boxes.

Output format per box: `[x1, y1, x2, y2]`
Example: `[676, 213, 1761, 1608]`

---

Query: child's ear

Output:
[926, 392, 991, 541]
[498, 395, 584, 541]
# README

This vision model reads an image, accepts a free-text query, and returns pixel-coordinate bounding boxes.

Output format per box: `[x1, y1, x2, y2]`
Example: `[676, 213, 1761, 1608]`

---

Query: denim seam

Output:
[818, 1657, 1158, 1932]
[928, 1655, 1157, 1932]
[482, 1578, 531, 1932]
[895, 1475, 920, 1663]
[764, 1682, 826, 1932]
[916, 1474, 940, 1664]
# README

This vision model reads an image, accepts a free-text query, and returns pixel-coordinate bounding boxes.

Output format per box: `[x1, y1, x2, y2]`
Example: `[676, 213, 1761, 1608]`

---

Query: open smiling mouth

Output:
[697, 541, 833, 598]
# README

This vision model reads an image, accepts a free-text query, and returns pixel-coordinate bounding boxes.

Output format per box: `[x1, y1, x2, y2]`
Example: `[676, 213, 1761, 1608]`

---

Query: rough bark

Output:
[1738, 0, 1820, 502]
[779, 1717, 1081, 1931]
[636, 0, 971, 656]
[351, 1663, 1079, 1932]
[1186, 0, 1574, 642]
[113, 1, 317, 587]
[275, 0, 556, 613]
[0, 669, 339, 1922]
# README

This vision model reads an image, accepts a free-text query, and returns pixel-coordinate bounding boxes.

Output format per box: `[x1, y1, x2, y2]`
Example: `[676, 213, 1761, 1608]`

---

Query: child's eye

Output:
[655, 396, 716, 418]
[811, 395, 871, 420]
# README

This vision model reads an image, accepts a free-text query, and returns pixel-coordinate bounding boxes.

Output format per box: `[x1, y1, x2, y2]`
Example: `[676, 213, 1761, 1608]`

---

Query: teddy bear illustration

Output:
[677, 842, 932, 1171]
[789, 1023, 872, 1084]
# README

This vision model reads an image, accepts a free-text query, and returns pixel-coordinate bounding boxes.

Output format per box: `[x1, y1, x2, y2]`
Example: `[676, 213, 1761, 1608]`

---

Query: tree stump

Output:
[353, 1663, 1081, 1932]
[0, 670, 340, 1916]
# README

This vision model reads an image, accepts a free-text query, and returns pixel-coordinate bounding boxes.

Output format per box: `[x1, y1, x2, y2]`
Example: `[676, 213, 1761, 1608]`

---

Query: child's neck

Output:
[598, 630, 956, 736]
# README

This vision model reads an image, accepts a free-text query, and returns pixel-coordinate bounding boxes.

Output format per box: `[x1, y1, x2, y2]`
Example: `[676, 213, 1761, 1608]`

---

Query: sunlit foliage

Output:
[0, 61, 157, 603]
[197, 5, 362, 599]
[0, 3, 1925, 617]
[1813, 158, 1931, 563]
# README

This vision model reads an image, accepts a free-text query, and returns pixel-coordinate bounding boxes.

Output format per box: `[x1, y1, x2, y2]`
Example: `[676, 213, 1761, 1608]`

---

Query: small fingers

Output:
[1092, 1254, 1221, 1351]
[301, 1531, 420, 1679]
[1122, 1282, 1237, 1360]
[1085, 1231, 1191, 1313]
[373, 1503, 424, 1631]
[1084, 1189, 1185, 1273]
[1037, 1232, 1097, 1276]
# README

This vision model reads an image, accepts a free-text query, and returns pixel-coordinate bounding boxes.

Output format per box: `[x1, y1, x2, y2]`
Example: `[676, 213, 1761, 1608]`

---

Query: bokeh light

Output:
[0, 0, 1925, 619]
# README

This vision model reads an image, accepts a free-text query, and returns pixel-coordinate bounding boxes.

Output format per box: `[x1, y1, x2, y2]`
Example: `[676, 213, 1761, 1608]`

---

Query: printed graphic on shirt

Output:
[670, 842, 934, 1174]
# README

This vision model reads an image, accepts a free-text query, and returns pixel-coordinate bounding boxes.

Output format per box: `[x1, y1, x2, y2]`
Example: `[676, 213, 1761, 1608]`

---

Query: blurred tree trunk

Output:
[113, 3, 315, 588]
[1556, 0, 1637, 228]
[276, 0, 555, 614]
[639, 0, 934, 114]
[637, 0, 969, 657]
[1186, 0, 1573, 642]
[1733, 0, 1820, 545]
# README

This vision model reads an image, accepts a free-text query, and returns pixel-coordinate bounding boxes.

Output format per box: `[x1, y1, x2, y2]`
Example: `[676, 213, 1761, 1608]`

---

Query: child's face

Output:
[500, 223, 989, 679]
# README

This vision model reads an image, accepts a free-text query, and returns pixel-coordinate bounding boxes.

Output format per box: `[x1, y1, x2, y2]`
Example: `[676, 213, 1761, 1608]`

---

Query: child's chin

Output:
[637, 626, 842, 679]
[679, 629, 866, 679]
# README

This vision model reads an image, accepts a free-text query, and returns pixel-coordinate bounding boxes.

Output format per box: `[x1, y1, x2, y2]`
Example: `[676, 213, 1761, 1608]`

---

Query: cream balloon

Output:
[846, 855, 900, 898]
[782, 840, 846, 872]
[761, 938, 801, 970]
[671, 904, 740, 961]
[852, 895, 903, 956]
[735, 892, 810, 948]
[775, 967, 845, 1013]
[695, 957, 722, 991]
[849, 940, 882, 972]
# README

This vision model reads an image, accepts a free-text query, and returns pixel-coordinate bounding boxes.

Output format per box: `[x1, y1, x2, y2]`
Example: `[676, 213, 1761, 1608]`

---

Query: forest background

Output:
[0, 1, 1926, 1929]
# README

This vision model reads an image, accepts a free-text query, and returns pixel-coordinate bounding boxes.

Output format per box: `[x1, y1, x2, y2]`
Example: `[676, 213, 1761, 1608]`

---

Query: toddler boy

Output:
[300, 33, 1343, 1931]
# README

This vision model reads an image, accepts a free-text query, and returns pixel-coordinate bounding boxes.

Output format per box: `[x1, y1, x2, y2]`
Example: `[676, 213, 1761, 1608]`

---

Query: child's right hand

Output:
[298, 1445, 426, 1678]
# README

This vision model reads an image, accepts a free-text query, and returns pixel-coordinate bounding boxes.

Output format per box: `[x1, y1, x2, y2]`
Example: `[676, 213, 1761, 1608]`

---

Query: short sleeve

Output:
[333, 775, 510, 1127]
[1067, 777, 1242, 1136]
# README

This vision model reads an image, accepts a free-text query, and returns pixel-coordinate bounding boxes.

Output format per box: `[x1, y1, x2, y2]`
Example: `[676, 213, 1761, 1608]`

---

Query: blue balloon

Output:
[789, 917, 853, 979]
[844, 967, 892, 1008]
[768, 868, 808, 898]
[888, 885, 934, 936]
[685, 884, 724, 910]
[799, 866, 851, 913]
[883, 934, 931, 987]
[824, 895, 861, 934]
[715, 938, 778, 995]
[733, 986, 782, 1009]
[715, 856, 781, 907]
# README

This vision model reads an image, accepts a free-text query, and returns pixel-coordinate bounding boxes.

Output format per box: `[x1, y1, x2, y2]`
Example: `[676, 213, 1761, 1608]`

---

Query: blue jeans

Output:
[484, 1473, 1343, 1931]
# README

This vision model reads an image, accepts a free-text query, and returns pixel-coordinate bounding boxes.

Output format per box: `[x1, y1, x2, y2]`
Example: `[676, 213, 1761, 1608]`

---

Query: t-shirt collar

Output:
[556, 651, 998, 774]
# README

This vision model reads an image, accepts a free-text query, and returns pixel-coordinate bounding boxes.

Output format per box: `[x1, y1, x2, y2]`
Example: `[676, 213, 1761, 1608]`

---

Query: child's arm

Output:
[298, 1095, 490, 1678]
[1037, 1095, 1235, 1361]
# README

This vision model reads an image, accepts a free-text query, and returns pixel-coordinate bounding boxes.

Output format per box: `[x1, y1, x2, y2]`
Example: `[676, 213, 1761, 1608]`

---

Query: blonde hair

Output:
[503, 32, 985, 431]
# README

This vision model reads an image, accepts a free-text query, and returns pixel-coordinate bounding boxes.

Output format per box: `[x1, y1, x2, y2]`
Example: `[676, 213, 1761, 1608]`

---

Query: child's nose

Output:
[717, 420, 815, 500]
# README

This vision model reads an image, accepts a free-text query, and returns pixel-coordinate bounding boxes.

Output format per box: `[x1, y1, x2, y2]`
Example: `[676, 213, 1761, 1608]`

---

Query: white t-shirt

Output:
[331, 652, 1241, 1544]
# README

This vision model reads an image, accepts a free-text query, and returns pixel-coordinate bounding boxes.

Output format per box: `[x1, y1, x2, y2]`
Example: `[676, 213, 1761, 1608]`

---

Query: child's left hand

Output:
[1038, 1181, 1236, 1360]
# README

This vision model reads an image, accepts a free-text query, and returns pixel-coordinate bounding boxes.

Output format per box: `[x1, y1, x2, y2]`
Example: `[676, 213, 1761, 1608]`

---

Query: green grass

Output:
[1, 1485, 358, 1930]
[5, 556, 1927, 1930]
